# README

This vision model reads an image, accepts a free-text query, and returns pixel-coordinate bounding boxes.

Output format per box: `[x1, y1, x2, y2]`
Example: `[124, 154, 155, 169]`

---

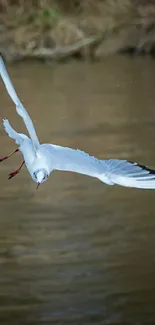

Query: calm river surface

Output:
[0, 56, 155, 325]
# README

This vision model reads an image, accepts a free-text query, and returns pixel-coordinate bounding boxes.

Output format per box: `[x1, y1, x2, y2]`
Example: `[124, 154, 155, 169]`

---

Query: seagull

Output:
[0, 55, 155, 190]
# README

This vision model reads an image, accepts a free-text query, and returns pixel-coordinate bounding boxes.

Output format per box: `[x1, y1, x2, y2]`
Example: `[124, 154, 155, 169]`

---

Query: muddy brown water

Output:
[0, 56, 155, 324]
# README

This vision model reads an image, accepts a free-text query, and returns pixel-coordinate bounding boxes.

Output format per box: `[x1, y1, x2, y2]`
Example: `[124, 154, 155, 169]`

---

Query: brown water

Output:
[0, 56, 155, 325]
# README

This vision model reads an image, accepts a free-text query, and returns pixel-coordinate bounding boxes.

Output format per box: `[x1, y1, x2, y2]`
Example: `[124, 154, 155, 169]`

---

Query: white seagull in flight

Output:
[0, 55, 155, 190]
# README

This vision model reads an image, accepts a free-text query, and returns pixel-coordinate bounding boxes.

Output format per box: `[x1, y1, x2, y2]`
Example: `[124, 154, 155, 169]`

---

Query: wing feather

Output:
[99, 159, 155, 189]
[41, 144, 155, 189]
[0, 55, 40, 150]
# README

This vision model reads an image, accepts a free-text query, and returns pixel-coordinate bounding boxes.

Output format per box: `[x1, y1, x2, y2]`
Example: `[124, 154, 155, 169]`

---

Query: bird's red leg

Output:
[8, 160, 25, 180]
[0, 148, 19, 162]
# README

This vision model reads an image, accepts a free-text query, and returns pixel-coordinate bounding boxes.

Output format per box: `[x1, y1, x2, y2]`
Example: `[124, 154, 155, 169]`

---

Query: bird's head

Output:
[33, 168, 49, 189]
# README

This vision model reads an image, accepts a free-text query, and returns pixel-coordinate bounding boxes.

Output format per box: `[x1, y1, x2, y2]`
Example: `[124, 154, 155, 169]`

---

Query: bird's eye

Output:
[33, 172, 37, 179]
[43, 172, 48, 180]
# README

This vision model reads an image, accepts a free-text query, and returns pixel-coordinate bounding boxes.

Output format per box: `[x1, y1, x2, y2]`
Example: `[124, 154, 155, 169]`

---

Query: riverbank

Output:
[1, 0, 155, 62]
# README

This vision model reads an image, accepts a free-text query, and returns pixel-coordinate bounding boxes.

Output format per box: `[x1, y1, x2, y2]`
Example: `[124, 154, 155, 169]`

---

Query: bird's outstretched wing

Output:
[0, 55, 40, 150]
[98, 159, 155, 189]
[42, 144, 155, 189]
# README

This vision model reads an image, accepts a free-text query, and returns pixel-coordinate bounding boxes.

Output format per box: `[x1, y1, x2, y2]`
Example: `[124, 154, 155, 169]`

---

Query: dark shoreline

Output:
[1, 1, 155, 62]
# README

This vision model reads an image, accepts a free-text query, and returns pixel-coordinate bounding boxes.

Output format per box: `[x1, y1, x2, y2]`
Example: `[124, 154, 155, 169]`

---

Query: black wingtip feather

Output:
[128, 161, 155, 175]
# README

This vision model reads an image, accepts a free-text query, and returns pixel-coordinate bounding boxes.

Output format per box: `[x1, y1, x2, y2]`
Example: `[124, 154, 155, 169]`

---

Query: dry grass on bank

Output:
[1, 1, 155, 61]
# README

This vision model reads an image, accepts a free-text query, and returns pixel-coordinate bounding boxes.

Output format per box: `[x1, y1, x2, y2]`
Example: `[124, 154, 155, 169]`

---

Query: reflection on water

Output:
[0, 56, 155, 324]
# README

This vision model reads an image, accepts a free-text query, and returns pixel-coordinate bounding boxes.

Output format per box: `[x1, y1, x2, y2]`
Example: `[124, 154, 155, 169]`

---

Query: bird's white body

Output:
[1, 54, 155, 189]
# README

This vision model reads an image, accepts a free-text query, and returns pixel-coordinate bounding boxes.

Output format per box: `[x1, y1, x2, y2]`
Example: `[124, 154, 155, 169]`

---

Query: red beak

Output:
[36, 182, 40, 189]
